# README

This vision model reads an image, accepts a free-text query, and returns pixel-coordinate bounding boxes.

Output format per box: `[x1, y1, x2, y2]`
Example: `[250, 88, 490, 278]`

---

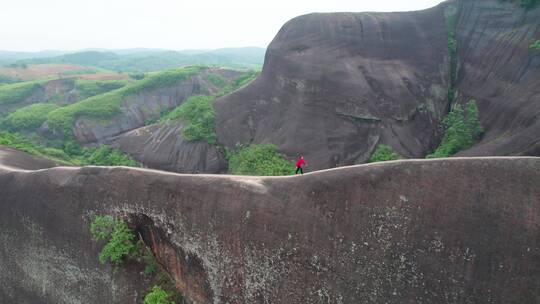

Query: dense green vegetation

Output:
[74, 79, 127, 100]
[160, 95, 216, 144]
[233, 70, 260, 88]
[427, 100, 483, 158]
[90, 215, 182, 303]
[228, 144, 293, 176]
[207, 74, 227, 88]
[47, 66, 204, 135]
[0, 130, 139, 166]
[144, 286, 176, 304]
[369, 144, 402, 163]
[531, 40, 540, 50]
[4, 103, 59, 131]
[90, 216, 137, 265]
[0, 80, 42, 105]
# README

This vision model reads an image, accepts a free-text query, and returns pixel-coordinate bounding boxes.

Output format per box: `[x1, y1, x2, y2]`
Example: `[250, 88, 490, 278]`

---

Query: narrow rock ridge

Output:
[1, 152, 539, 303]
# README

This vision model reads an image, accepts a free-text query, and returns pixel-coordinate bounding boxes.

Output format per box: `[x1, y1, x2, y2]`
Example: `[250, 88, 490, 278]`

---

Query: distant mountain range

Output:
[0, 47, 266, 72]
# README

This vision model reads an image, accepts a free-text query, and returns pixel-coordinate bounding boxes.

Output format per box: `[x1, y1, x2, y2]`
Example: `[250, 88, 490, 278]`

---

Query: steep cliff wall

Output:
[107, 122, 226, 173]
[454, 0, 540, 156]
[215, 6, 451, 170]
[1, 154, 539, 303]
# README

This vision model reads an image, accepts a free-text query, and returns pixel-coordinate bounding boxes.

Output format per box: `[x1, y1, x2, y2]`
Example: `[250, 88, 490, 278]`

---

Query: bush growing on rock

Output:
[144, 286, 176, 304]
[228, 144, 293, 176]
[428, 100, 483, 158]
[531, 40, 540, 50]
[90, 216, 137, 265]
[160, 95, 216, 144]
[369, 145, 401, 163]
[5, 103, 59, 131]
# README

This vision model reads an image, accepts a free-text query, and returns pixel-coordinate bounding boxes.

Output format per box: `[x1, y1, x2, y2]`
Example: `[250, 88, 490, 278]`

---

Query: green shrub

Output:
[90, 215, 116, 240]
[144, 286, 175, 304]
[369, 145, 401, 163]
[90, 216, 137, 265]
[427, 100, 483, 158]
[0, 130, 139, 167]
[86, 145, 140, 167]
[74, 79, 127, 100]
[530, 40, 540, 50]
[207, 74, 227, 88]
[47, 66, 205, 136]
[0, 81, 42, 105]
[233, 70, 259, 88]
[228, 144, 293, 176]
[5, 103, 59, 131]
[160, 95, 216, 144]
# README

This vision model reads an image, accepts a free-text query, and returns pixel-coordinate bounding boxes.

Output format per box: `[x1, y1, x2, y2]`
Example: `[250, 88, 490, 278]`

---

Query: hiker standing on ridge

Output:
[295, 155, 306, 175]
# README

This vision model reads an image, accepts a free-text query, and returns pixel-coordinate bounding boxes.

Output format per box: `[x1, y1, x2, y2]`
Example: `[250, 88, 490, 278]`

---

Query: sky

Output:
[0, 0, 445, 52]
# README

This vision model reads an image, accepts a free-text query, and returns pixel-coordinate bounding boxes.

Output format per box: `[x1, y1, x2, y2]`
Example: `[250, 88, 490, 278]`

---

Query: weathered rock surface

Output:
[215, 6, 452, 170]
[1, 152, 539, 303]
[0, 145, 60, 170]
[107, 123, 226, 173]
[213, 0, 540, 171]
[0, 79, 77, 117]
[454, 0, 540, 156]
[71, 69, 240, 144]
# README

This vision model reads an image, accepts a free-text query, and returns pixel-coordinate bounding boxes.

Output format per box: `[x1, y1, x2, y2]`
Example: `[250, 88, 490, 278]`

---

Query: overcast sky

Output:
[1, 0, 445, 52]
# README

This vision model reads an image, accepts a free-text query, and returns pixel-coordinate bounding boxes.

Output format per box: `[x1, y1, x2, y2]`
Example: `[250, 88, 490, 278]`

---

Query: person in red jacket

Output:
[295, 155, 306, 175]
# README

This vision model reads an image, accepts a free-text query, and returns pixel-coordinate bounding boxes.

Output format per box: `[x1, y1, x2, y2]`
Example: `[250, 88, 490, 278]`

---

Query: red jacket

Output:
[296, 158, 306, 167]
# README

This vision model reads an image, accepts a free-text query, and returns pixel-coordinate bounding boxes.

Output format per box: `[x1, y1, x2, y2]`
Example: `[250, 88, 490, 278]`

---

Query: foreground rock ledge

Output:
[0, 157, 539, 304]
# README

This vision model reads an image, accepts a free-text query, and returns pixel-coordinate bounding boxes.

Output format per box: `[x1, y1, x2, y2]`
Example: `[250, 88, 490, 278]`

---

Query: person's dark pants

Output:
[295, 166, 303, 174]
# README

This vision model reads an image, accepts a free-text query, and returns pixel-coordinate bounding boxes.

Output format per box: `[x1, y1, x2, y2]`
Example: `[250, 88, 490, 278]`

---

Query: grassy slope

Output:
[46, 66, 206, 135]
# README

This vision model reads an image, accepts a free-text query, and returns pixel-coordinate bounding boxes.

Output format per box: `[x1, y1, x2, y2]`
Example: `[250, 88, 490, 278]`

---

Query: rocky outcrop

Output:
[1, 154, 539, 303]
[215, 6, 451, 170]
[454, 0, 540, 156]
[212, 0, 540, 171]
[0, 145, 60, 170]
[107, 122, 226, 174]
[0, 79, 77, 117]
[71, 69, 241, 144]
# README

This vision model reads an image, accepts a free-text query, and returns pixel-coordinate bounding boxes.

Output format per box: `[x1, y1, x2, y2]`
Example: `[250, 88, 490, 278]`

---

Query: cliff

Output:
[1, 149, 539, 303]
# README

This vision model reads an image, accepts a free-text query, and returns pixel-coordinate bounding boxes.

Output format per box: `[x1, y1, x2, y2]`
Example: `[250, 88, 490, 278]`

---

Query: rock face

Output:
[0, 79, 77, 116]
[215, 6, 451, 170]
[1, 154, 539, 303]
[107, 123, 226, 173]
[71, 69, 240, 144]
[214, 0, 540, 171]
[454, 0, 540, 156]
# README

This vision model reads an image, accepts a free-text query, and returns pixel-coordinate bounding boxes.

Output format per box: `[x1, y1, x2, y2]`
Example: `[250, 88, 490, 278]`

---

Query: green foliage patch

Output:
[369, 145, 402, 163]
[5, 103, 59, 131]
[90, 216, 137, 265]
[427, 100, 483, 158]
[530, 40, 540, 50]
[160, 95, 216, 144]
[74, 79, 127, 100]
[0, 80, 42, 105]
[207, 74, 227, 88]
[0, 130, 139, 166]
[46, 66, 205, 136]
[144, 286, 176, 304]
[228, 144, 293, 176]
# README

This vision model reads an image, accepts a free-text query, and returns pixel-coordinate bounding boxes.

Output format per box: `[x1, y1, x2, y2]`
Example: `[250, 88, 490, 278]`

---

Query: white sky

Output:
[0, 0, 445, 52]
